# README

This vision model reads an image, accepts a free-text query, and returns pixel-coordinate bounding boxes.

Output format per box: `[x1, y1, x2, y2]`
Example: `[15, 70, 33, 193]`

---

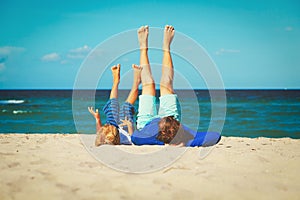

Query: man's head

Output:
[95, 124, 120, 146]
[157, 116, 194, 145]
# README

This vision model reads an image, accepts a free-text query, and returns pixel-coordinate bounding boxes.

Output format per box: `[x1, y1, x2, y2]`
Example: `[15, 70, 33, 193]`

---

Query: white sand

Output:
[0, 134, 299, 200]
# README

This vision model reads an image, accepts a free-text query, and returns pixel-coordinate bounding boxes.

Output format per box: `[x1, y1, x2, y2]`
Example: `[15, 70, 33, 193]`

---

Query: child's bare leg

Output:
[160, 25, 175, 96]
[109, 64, 120, 99]
[126, 64, 142, 104]
[138, 25, 155, 96]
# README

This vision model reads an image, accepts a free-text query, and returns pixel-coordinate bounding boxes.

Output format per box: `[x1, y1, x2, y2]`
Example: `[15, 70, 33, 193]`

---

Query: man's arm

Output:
[88, 107, 102, 131]
[185, 130, 221, 147]
[130, 120, 164, 145]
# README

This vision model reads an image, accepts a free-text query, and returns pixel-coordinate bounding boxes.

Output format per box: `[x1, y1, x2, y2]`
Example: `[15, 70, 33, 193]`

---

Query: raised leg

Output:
[160, 25, 175, 96]
[125, 64, 142, 104]
[109, 64, 120, 99]
[138, 25, 155, 96]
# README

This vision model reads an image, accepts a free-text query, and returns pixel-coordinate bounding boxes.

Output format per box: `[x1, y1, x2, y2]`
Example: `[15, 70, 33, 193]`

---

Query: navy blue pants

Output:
[103, 98, 135, 128]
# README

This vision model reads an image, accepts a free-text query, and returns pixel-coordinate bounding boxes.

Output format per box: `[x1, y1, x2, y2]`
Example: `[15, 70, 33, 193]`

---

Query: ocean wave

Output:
[0, 100, 25, 104]
[13, 110, 32, 114]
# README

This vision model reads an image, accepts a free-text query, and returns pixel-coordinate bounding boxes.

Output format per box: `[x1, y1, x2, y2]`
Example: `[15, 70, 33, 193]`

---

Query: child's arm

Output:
[88, 107, 102, 132]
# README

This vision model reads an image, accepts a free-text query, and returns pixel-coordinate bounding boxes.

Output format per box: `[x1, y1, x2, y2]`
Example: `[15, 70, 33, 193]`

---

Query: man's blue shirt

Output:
[131, 118, 221, 146]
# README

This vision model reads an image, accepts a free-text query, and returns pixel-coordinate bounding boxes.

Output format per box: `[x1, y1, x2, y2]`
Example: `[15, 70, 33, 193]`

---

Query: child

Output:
[88, 64, 141, 146]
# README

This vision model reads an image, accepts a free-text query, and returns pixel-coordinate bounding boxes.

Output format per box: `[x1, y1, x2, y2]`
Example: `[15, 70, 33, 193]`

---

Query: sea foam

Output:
[13, 110, 31, 114]
[0, 100, 25, 104]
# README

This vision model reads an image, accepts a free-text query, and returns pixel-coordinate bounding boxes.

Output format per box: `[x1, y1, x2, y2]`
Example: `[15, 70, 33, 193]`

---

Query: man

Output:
[130, 25, 221, 147]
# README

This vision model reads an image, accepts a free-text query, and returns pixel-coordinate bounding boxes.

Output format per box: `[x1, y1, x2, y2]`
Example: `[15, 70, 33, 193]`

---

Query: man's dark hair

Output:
[157, 116, 194, 145]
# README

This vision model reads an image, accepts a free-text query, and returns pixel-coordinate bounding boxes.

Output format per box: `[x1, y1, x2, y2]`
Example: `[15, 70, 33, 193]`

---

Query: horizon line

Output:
[0, 88, 299, 91]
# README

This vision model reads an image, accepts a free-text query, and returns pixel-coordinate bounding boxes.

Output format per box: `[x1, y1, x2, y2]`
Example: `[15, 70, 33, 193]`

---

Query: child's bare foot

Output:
[111, 64, 120, 84]
[137, 25, 149, 50]
[132, 64, 142, 85]
[163, 25, 175, 51]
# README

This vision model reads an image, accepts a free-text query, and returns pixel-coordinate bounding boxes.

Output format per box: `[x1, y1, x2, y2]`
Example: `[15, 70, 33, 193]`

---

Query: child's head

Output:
[157, 116, 194, 145]
[95, 124, 120, 146]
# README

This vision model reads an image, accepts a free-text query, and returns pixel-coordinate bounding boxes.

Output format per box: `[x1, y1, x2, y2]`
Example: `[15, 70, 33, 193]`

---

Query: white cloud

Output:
[60, 60, 70, 64]
[0, 62, 5, 72]
[67, 53, 85, 59]
[70, 45, 91, 53]
[41, 53, 61, 62]
[40, 45, 91, 64]
[0, 46, 25, 73]
[0, 46, 25, 56]
[67, 45, 91, 59]
[285, 26, 293, 32]
[216, 48, 240, 55]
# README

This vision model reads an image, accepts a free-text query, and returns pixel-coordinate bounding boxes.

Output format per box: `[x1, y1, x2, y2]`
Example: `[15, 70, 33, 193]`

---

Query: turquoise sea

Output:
[0, 90, 299, 138]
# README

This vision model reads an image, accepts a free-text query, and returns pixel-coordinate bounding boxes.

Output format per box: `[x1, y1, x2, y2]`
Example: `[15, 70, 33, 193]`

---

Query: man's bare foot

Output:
[137, 25, 149, 50]
[163, 25, 175, 51]
[132, 64, 142, 85]
[111, 64, 120, 84]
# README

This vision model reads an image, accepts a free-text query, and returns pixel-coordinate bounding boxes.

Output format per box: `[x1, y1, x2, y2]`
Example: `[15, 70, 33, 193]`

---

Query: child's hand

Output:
[119, 117, 132, 127]
[119, 117, 134, 135]
[88, 107, 100, 120]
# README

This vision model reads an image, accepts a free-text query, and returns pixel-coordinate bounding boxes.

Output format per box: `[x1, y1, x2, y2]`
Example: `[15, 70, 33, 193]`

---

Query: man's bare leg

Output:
[110, 64, 120, 99]
[160, 25, 175, 96]
[138, 25, 155, 96]
[126, 64, 142, 104]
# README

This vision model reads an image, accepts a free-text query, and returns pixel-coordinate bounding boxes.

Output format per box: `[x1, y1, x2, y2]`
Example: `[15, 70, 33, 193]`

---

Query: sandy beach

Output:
[0, 134, 299, 200]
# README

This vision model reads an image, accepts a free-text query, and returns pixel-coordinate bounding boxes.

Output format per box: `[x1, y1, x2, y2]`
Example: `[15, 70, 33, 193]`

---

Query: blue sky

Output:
[0, 0, 299, 89]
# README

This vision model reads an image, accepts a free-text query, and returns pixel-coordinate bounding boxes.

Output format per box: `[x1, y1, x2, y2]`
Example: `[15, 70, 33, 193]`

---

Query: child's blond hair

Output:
[95, 124, 120, 146]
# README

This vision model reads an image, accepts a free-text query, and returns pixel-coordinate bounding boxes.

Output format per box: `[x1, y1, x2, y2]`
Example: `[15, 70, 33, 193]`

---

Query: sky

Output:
[0, 0, 299, 89]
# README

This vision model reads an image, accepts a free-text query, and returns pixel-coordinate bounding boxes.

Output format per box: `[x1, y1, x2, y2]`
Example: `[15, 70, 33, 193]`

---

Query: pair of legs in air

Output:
[138, 25, 175, 97]
[137, 25, 182, 145]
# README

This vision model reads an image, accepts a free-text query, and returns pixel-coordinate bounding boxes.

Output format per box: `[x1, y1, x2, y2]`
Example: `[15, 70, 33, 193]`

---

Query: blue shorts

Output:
[103, 98, 135, 128]
[136, 94, 180, 130]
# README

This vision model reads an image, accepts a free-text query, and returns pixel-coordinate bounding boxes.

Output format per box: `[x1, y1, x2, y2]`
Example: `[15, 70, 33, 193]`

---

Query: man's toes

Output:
[167, 25, 174, 32]
[138, 25, 148, 34]
[145, 25, 149, 32]
[138, 26, 144, 33]
[141, 25, 148, 32]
